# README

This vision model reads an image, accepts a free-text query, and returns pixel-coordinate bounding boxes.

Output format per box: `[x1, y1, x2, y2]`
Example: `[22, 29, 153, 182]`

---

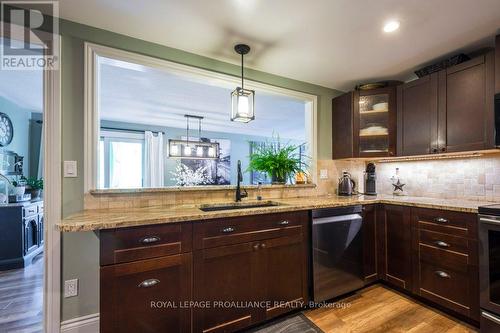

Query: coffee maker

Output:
[364, 163, 377, 195]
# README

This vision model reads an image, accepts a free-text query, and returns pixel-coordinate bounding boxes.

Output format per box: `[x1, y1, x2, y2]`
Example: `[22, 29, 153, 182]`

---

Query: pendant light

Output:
[231, 44, 255, 123]
[168, 115, 220, 159]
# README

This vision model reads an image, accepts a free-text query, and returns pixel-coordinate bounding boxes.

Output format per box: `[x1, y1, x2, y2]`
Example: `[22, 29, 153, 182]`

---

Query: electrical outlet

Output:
[320, 169, 328, 179]
[64, 279, 78, 297]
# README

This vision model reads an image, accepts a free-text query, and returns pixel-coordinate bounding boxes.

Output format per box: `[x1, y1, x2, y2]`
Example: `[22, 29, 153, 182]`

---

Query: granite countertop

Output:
[57, 194, 497, 232]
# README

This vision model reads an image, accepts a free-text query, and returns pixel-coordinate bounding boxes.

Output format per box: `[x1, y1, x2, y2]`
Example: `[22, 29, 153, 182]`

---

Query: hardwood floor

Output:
[0, 253, 43, 333]
[304, 285, 477, 333]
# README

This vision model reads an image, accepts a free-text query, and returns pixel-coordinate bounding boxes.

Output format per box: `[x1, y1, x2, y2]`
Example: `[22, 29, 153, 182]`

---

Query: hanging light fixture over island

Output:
[168, 115, 220, 159]
[231, 44, 255, 123]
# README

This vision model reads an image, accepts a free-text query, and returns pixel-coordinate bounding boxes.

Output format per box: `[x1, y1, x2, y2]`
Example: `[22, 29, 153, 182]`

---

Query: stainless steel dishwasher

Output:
[312, 205, 364, 302]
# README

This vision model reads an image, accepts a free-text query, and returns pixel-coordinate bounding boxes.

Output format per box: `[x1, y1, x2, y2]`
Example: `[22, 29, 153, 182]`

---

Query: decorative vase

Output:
[12, 185, 26, 196]
[271, 173, 286, 185]
[28, 188, 42, 199]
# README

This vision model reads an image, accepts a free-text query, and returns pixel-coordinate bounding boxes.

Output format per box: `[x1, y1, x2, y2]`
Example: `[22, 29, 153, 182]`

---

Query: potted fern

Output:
[248, 137, 308, 185]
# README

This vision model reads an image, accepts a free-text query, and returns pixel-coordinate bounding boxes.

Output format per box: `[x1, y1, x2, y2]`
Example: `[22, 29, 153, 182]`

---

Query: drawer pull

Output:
[434, 241, 450, 248]
[278, 220, 289, 226]
[140, 236, 160, 244]
[434, 217, 448, 224]
[222, 226, 235, 233]
[253, 244, 260, 251]
[434, 270, 451, 279]
[138, 279, 160, 288]
[482, 311, 500, 325]
[260, 243, 266, 249]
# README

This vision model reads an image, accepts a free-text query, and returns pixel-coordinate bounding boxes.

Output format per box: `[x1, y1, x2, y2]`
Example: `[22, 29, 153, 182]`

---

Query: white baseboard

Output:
[60, 313, 99, 333]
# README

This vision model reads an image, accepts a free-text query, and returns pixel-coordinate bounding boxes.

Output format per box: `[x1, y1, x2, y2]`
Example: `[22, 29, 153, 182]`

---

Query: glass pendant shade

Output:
[231, 87, 255, 123]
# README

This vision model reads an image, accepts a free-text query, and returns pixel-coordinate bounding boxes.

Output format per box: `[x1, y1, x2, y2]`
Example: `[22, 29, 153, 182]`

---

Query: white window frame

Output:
[99, 130, 145, 188]
[84, 42, 318, 192]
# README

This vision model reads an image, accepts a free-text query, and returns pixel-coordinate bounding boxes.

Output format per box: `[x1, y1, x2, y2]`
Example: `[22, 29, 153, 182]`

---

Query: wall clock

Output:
[0, 113, 13, 147]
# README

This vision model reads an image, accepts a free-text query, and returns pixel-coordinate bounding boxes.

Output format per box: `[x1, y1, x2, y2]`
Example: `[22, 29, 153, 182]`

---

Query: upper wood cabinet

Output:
[332, 92, 354, 159]
[397, 52, 495, 156]
[353, 87, 397, 158]
[397, 74, 439, 156]
[332, 87, 397, 159]
[438, 52, 495, 153]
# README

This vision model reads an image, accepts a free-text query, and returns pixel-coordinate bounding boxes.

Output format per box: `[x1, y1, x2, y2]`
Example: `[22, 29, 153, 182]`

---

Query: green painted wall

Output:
[59, 19, 342, 320]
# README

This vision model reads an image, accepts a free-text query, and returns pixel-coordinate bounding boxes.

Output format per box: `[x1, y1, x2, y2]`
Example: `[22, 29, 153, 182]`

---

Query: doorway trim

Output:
[43, 43, 62, 332]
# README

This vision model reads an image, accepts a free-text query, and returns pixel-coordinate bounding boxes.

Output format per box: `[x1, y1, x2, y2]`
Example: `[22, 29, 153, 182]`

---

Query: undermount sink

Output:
[198, 201, 282, 212]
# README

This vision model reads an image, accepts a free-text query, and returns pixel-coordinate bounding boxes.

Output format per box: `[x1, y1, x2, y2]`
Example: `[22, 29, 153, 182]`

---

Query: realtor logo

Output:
[1, 1, 59, 70]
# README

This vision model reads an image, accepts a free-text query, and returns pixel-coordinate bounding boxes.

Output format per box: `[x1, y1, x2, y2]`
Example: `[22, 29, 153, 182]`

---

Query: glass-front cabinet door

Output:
[353, 87, 396, 157]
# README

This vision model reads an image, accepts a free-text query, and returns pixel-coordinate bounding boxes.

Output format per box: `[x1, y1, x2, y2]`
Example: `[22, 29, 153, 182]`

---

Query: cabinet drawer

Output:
[100, 222, 192, 265]
[23, 204, 38, 218]
[194, 211, 309, 249]
[100, 253, 192, 333]
[419, 260, 472, 317]
[412, 208, 477, 238]
[419, 229, 469, 256]
[419, 243, 469, 270]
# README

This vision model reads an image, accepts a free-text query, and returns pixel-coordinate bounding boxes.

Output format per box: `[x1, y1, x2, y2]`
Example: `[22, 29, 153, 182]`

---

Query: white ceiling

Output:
[59, 0, 500, 91]
[99, 57, 307, 139]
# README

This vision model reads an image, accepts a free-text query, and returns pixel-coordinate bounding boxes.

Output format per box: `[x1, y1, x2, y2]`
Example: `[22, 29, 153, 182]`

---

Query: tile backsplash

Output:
[375, 153, 500, 202]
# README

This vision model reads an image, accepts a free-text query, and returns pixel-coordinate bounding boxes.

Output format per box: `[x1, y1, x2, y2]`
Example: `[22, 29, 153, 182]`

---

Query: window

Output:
[98, 131, 144, 188]
[86, 44, 317, 190]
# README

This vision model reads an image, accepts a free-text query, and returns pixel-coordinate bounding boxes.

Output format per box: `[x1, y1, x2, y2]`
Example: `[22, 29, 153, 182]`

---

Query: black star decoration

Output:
[392, 179, 405, 192]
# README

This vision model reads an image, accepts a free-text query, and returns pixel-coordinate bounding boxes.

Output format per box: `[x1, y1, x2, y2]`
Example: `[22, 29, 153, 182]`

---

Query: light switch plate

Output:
[63, 160, 77, 177]
[320, 169, 328, 179]
[64, 279, 78, 298]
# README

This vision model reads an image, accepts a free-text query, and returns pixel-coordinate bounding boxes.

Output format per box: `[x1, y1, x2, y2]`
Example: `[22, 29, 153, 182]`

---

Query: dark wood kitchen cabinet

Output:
[378, 205, 412, 291]
[100, 254, 192, 333]
[332, 92, 354, 159]
[411, 208, 479, 322]
[397, 73, 439, 156]
[437, 52, 495, 153]
[100, 223, 193, 333]
[362, 204, 378, 284]
[332, 86, 397, 159]
[353, 87, 397, 158]
[193, 211, 309, 332]
[262, 233, 308, 320]
[193, 242, 259, 332]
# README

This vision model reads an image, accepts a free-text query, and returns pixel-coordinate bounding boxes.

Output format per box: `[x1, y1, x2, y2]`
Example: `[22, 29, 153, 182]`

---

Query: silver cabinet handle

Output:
[253, 244, 259, 251]
[434, 217, 448, 224]
[260, 243, 266, 249]
[434, 270, 451, 278]
[434, 241, 450, 248]
[278, 220, 289, 226]
[138, 279, 160, 288]
[222, 226, 235, 233]
[140, 236, 160, 244]
[480, 217, 500, 226]
[482, 311, 500, 325]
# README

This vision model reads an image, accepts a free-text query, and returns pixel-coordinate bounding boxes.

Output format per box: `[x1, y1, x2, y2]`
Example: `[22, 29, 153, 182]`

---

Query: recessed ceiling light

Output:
[383, 20, 400, 33]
